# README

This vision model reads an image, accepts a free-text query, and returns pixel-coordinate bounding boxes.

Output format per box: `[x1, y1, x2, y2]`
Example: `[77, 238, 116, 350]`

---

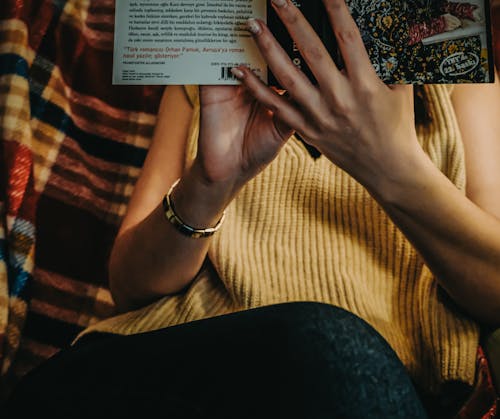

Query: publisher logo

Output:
[440, 52, 479, 77]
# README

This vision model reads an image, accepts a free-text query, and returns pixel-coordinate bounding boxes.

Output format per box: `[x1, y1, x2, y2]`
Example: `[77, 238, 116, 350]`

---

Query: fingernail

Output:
[271, 0, 287, 7]
[230, 67, 244, 79]
[246, 18, 261, 34]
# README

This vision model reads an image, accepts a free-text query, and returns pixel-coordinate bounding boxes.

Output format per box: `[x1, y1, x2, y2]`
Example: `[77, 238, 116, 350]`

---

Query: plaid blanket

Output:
[0, 0, 164, 397]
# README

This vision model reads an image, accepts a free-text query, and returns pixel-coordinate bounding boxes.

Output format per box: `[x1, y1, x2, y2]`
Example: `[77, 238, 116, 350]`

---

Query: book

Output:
[113, 0, 494, 85]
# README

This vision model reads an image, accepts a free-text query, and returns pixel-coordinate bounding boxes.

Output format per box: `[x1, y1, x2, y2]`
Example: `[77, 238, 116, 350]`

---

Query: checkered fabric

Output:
[0, 0, 164, 397]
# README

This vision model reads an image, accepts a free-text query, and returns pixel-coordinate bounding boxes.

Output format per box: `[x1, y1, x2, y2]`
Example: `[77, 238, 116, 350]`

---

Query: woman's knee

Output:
[247, 302, 389, 354]
[242, 302, 427, 418]
[240, 302, 406, 382]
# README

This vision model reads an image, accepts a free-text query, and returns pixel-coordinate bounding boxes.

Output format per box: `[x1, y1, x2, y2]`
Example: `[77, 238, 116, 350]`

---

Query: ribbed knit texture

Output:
[77, 84, 479, 394]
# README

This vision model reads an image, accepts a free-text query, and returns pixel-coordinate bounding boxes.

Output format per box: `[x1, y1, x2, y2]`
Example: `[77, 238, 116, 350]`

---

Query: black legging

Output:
[3, 302, 428, 418]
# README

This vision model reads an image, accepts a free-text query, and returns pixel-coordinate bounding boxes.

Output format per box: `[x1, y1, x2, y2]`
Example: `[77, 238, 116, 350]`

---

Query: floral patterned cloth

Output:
[346, 0, 491, 83]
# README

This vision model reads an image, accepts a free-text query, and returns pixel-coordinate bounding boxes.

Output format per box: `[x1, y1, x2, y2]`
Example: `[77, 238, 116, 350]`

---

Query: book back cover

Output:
[113, 0, 494, 84]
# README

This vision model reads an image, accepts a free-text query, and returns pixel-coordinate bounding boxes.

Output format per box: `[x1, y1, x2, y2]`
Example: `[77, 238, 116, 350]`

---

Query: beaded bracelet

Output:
[162, 179, 226, 238]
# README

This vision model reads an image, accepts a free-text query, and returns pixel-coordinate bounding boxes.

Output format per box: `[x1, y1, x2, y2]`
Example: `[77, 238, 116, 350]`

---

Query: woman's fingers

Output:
[258, 0, 379, 93]
[246, 18, 315, 103]
[322, 0, 378, 83]
[268, 0, 341, 87]
[231, 66, 308, 140]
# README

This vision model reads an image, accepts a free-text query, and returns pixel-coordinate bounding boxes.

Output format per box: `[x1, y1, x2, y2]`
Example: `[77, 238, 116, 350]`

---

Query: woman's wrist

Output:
[170, 163, 235, 230]
[360, 140, 433, 206]
[373, 145, 439, 209]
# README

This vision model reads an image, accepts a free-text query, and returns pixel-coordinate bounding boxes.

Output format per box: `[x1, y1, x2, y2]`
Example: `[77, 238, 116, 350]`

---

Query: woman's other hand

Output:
[171, 83, 295, 231]
[230, 0, 500, 324]
[232, 0, 426, 200]
[192, 83, 294, 197]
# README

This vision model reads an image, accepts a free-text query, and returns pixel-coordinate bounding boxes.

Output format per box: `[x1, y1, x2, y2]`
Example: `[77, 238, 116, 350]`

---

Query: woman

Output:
[5, 0, 500, 417]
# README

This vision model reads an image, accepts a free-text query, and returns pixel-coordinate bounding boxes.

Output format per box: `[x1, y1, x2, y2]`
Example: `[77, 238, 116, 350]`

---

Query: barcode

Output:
[220, 66, 236, 80]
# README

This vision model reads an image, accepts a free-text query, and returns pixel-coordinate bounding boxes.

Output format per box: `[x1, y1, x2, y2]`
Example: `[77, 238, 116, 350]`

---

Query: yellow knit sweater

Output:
[77, 84, 478, 394]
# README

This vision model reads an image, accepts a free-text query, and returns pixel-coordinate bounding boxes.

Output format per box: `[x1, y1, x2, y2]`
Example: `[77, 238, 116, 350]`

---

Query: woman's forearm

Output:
[109, 164, 233, 312]
[375, 151, 500, 326]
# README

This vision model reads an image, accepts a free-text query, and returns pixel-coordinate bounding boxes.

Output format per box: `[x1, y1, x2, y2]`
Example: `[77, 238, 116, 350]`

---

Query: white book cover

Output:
[113, 0, 267, 85]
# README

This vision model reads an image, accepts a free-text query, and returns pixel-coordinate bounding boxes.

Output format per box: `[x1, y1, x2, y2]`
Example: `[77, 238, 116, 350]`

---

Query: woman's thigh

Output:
[4, 302, 428, 419]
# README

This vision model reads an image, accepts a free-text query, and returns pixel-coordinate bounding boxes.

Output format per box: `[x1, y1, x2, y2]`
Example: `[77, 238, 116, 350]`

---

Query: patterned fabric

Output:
[407, 0, 476, 22]
[409, 17, 447, 46]
[408, 2, 480, 46]
[347, 0, 490, 83]
[456, 348, 498, 419]
[0, 0, 165, 397]
[441, 1, 478, 20]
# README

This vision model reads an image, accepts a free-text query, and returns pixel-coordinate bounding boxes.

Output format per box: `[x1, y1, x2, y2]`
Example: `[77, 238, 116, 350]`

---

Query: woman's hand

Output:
[232, 0, 427, 198]
[191, 84, 294, 198]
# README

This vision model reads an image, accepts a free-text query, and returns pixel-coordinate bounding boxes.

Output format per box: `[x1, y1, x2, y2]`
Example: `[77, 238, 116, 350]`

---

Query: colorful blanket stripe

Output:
[0, 0, 164, 397]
